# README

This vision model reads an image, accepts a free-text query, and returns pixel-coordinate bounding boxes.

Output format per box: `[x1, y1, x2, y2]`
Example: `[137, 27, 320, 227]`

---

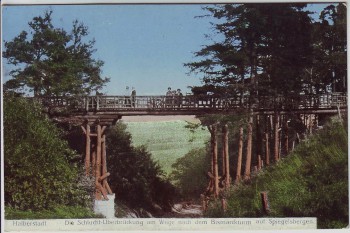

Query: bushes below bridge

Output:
[170, 147, 211, 199]
[4, 97, 94, 218]
[106, 122, 177, 214]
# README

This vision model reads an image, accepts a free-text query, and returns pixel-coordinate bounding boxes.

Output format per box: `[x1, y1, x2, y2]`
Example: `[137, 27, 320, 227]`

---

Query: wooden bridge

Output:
[37, 92, 347, 125]
[34, 92, 346, 203]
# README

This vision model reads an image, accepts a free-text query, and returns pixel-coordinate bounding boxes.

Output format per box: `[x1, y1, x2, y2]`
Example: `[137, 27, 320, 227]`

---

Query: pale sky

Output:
[2, 3, 329, 96]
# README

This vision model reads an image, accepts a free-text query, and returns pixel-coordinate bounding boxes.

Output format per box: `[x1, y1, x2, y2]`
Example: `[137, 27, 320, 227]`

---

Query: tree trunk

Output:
[208, 124, 219, 198]
[91, 143, 96, 179]
[265, 115, 270, 166]
[256, 115, 262, 170]
[96, 124, 102, 200]
[244, 113, 253, 180]
[83, 124, 91, 176]
[274, 112, 279, 162]
[284, 118, 289, 155]
[222, 124, 230, 188]
[235, 126, 244, 184]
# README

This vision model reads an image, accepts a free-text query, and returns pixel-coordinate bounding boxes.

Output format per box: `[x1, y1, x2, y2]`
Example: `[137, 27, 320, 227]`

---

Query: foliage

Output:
[5, 206, 101, 219]
[185, 3, 347, 104]
[106, 122, 177, 211]
[308, 3, 347, 93]
[185, 4, 313, 98]
[170, 148, 211, 198]
[4, 97, 90, 211]
[3, 10, 109, 97]
[205, 120, 348, 229]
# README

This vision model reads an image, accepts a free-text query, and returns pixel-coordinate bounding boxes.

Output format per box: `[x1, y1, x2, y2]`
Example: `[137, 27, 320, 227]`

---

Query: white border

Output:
[0, 0, 347, 5]
[1, 1, 349, 233]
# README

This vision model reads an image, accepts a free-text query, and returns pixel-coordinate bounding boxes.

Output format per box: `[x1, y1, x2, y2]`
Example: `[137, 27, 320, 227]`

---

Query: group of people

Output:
[166, 87, 182, 97]
[166, 87, 183, 108]
[122, 86, 184, 108]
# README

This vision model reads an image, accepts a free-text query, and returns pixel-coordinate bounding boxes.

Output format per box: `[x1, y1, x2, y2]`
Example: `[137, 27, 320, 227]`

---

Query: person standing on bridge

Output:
[124, 86, 131, 107]
[131, 87, 136, 108]
[176, 89, 183, 109]
[166, 87, 173, 108]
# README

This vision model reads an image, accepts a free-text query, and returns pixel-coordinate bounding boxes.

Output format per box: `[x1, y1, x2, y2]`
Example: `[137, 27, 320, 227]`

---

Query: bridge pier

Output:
[208, 124, 219, 198]
[81, 122, 113, 200]
[82, 121, 115, 218]
[273, 112, 280, 162]
[235, 126, 244, 184]
[221, 124, 230, 189]
[244, 113, 253, 180]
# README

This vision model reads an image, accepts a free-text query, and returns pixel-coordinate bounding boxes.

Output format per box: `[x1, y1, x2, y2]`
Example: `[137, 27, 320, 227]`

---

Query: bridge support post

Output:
[256, 115, 262, 170]
[284, 117, 289, 155]
[208, 124, 219, 198]
[235, 126, 243, 184]
[265, 115, 270, 166]
[222, 124, 230, 188]
[81, 123, 113, 201]
[84, 125, 91, 175]
[244, 112, 253, 180]
[274, 112, 280, 162]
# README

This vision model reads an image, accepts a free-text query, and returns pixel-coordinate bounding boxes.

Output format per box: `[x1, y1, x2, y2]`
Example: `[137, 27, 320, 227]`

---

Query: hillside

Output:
[124, 118, 210, 175]
[205, 119, 348, 229]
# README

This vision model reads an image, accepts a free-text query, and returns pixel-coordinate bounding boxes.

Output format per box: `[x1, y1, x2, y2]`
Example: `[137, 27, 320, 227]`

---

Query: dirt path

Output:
[162, 203, 203, 218]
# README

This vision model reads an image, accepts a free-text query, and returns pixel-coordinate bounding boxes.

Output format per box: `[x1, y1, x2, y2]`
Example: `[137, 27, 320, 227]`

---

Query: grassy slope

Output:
[125, 120, 210, 175]
[206, 119, 348, 229]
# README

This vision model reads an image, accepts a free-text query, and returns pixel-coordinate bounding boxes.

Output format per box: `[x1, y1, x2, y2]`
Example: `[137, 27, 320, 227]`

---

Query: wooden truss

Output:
[81, 123, 113, 200]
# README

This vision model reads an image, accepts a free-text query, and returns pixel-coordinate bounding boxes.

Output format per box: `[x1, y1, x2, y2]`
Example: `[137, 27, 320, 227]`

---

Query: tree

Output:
[4, 97, 89, 210]
[185, 4, 314, 102]
[306, 3, 347, 94]
[3, 11, 109, 97]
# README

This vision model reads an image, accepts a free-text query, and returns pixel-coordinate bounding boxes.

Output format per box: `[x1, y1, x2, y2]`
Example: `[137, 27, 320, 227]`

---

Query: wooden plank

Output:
[96, 181, 109, 200]
[81, 125, 87, 135]
[98, 172, 110, 182]
[104, 181, 113, 194]
[101, 126, 107, 135]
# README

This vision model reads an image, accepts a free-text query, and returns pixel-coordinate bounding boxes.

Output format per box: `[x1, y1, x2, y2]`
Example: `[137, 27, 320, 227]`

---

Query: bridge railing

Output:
[32, 93, 347, 112]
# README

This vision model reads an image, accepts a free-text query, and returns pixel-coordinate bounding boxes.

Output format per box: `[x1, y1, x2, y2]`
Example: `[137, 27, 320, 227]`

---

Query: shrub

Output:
[4, 97, 89, 211]
[170, 147, 211, 198]
[106, 122, 176, 211]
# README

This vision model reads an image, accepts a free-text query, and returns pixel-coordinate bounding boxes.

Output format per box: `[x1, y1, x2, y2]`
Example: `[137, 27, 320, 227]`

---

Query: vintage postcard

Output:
[1, 0, 347, 232]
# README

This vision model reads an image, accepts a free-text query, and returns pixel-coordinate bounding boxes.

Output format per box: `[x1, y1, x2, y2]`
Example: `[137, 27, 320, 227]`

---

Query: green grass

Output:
[206, 120, 348, 229]
[125, 120, 210, 175]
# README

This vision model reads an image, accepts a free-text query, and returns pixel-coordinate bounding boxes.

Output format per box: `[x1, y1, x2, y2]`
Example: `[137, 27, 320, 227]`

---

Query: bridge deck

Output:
[36, 93, 347, 125]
